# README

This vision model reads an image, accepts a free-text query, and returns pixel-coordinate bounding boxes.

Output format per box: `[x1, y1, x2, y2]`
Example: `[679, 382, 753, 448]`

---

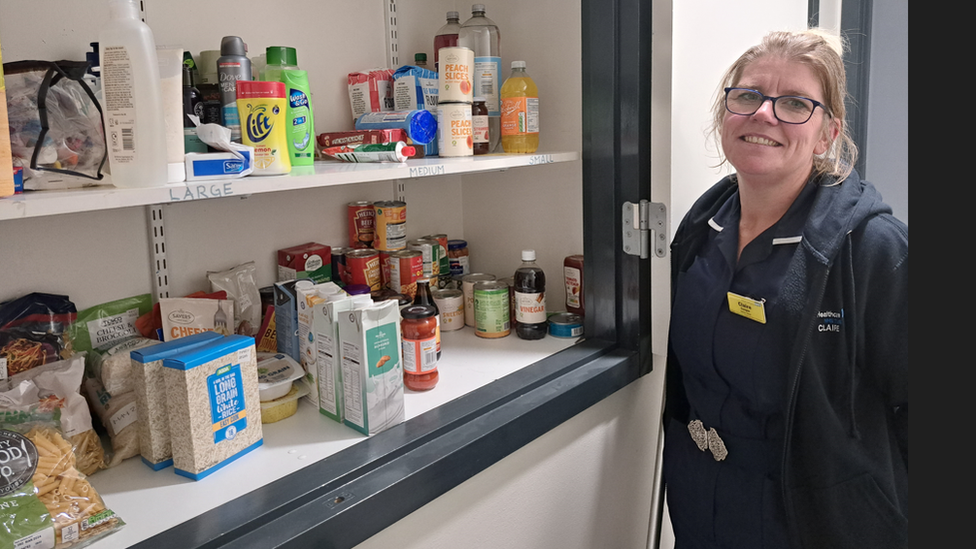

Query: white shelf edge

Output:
[0, 152, 579, 221]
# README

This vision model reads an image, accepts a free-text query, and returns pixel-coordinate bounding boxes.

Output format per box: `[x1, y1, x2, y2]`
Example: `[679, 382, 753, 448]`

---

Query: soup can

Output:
[473, 280, 510, 338]
[348, 201, 375, 248]
[462, 273, 497, 327]
[438, 47, 474, 103]
[548, 312, 584, 338]
[432, 289, 464, 332]
[438, 102, 474, 157]
[407, 238, 441, 287]
[345, 248, 381, 290]
[388, 249, 424, 300]
[424, 234, 451, 288]
[373, 200, 407, 251]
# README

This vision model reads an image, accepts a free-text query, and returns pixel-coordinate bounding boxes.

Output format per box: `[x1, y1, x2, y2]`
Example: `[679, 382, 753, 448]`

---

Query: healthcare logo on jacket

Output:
[816, 309, 843, 333]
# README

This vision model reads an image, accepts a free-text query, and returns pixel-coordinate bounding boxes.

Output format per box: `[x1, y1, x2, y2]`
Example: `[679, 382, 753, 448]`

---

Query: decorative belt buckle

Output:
[687, 420, 728, 461]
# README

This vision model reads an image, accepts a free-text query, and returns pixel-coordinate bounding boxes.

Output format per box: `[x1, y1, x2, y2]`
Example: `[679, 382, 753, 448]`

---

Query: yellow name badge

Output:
[727, 292, 767, 324]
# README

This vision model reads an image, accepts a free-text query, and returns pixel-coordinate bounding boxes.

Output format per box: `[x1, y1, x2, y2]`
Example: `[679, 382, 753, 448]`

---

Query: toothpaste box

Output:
[184, 148, 254, 181]
[339, 299, 404, 435]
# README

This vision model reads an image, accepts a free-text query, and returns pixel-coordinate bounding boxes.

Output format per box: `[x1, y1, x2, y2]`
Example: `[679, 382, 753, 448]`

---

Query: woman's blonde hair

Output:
[708, 28, 858, 183]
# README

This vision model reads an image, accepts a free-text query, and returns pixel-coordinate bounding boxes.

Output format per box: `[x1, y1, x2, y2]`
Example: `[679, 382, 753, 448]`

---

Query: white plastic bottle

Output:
[98, 0, 168, 188]
[458, 4, 502, 153]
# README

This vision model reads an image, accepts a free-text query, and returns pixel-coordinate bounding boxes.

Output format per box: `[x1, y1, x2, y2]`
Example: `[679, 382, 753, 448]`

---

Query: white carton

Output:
[339, 299, 404, 435]
[314, 293, 372, 422]
[296, 281, 344, 408]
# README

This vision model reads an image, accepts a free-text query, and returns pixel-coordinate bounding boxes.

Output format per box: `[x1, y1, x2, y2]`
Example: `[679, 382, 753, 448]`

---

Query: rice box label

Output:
[208, 364, 248, 443]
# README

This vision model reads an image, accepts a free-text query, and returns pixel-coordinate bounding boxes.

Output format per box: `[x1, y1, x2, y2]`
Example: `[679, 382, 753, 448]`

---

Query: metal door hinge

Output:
[622, 200, 668, 259]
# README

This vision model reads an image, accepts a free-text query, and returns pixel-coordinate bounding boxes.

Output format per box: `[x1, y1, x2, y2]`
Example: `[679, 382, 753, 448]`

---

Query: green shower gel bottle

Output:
[280, 69, 315, 166]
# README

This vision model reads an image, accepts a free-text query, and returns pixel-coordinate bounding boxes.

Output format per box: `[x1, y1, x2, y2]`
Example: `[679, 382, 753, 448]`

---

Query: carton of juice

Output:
[338, 299, 404, 435]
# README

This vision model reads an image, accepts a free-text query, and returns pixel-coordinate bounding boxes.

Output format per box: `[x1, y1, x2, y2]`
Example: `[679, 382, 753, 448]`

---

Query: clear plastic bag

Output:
[2, 60, 107, 190]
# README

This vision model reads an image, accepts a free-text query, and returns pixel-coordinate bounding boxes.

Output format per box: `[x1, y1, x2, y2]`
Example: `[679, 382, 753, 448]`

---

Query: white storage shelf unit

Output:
[0, 0, 585, 547]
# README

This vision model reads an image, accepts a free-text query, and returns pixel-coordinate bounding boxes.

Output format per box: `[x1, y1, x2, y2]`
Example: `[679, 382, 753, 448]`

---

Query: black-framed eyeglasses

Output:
[724, 87, 829, 124]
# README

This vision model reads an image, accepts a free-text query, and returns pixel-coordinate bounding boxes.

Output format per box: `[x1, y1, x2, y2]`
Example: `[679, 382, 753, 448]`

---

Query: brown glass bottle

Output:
[413, 278, 441, 358]
[472, 97, 490, 155]
[514, 250, 547, 340]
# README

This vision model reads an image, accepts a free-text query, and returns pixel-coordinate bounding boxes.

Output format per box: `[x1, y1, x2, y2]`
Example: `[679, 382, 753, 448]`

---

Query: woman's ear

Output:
[815, 118, 841, 156]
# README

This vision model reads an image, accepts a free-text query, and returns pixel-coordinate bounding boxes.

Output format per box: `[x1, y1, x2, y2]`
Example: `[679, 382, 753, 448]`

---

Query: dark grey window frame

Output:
[130, 0, 652, 546]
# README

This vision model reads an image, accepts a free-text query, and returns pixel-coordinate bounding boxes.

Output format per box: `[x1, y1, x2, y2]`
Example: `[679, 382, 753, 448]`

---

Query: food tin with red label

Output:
[345, 248, 382, 291]
[348, 201, 375, 248]
[388, 249, 424, 299]
[373, 200, 407, 252]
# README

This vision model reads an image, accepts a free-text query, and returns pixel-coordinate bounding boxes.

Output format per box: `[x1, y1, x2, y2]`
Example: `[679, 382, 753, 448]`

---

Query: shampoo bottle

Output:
[98, 0, 168, 188]
[280, 69, 315, 166]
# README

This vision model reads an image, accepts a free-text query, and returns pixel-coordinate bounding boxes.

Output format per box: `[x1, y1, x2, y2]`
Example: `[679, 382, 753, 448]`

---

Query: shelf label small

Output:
[409, 165, 447, 178]
[169, 182, 236, 202]
[529, 155, 554, 165]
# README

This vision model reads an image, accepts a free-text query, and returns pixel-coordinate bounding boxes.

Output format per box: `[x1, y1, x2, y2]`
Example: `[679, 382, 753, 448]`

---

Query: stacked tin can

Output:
[437, 47, 475, 157]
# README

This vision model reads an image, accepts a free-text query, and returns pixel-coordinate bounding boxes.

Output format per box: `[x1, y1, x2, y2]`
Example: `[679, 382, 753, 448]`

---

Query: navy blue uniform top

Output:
[664, 181, 818, 549]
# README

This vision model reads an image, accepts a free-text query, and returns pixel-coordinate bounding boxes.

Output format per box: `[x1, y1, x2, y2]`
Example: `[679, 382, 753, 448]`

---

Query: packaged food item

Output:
[355, 110, 438, 146]
[432, 289, 464, 332]
[82, 376, 139, 467]
[400, 304, 439, 391]
[260, 381, 309, 424]
[159, 297, 235, 341]
[256, 352, 305, 401]
[392, 65, 439, 157]
[0, 406, 124, 548]
[437, 47, 474, 103]
[0, 293, 77, 378]
[347, 68, 395, 122]
[296, 282, 344, 408]
[447, 239, 470, 280]
[207, 261, 262, 336]
[348, 201, 376, 248]
[564, 254, 585, 317]
[314, 293, 372, 423]
[316, 128, 408, 149]
[2, 354, 106, 477]
[88, 337, 158, 396]
[162, 334, 263, 480]
[255, 304, 278, 353]
[134, 290, 227, 341]
[129, 331, 223, 470]
[339, 299, 404, 435]
[66, 295, 153, 356]
[373, 201, 407, 252]
[461, 273, 496, 327]
[474, 280, 511, 338]
[548, 312, 584, 339]
[277, 242, 333, 284]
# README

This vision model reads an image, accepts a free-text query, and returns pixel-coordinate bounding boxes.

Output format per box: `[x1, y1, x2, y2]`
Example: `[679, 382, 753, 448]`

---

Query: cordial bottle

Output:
[433, 11, 461, 72]
[514, 249, 547, 340]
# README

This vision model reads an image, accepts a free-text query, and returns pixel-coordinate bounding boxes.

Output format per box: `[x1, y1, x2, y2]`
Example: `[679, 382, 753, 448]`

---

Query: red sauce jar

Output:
[401, 304, 439, 390]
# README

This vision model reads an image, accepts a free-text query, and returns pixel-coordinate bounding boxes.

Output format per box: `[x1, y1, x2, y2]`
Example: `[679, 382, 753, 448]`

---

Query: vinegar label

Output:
[515, 291, 546, 324]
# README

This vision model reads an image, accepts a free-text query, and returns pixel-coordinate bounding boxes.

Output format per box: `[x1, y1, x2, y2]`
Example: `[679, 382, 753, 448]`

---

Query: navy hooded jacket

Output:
[667, 169, 908, 549]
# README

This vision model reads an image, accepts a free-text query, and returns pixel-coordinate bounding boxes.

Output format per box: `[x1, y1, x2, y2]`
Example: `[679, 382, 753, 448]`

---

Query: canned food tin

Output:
[448, 239, 469, 279]
[407, 238, 440, 287]
[379, 250, 391, 288]
[473, 280, 510, 338]
[432, 289, 464, 332]
[388, 249, 424, 299]
[438, 102, 474, 157]
[373, 200, 407, 251]
[348, 201, 375, 248]
[462, 273, 497, 327]
[345, 248, 381, 290]
[424, 234, 451, 288]
[438, 47, 474, 103]
[548, 312, 584, 338]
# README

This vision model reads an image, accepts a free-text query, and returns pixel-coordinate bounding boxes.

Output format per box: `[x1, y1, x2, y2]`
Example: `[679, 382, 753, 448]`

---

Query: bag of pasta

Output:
[0, 400, 125, 548]
[2, 354, 106, 476]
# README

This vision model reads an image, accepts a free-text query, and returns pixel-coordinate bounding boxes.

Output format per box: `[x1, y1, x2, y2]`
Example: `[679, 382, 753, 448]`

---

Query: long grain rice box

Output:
[130, 330, 223, 470]
[162, 334, 263, 480]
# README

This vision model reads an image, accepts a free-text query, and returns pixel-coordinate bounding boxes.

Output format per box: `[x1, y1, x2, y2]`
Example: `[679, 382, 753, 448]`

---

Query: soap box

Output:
[339, 299, 404, 435]
[185, 148, 254, 181]
[162, 334, 263, 480]
[129, 330, 223, 470]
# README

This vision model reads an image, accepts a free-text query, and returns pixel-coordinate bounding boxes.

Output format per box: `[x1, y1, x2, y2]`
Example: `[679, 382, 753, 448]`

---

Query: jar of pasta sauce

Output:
[401, 304, 439, 390]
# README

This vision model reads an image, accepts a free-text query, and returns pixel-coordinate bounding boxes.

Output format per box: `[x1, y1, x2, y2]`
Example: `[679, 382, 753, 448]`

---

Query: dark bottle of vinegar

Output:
[514, 250, 547, 340]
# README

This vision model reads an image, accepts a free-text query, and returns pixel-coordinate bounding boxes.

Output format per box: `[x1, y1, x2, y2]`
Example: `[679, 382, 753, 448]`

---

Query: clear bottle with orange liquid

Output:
[500, 61, 539, 154]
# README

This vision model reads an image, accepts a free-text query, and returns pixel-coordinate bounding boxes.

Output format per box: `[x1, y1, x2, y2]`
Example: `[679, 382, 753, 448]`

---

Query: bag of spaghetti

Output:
[1, 354, 105, 476]
[0, 397, 125, 548]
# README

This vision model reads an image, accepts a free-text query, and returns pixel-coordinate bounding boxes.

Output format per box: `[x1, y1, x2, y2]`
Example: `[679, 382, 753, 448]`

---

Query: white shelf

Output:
[88, 327, 579, 548]
[0, 152, 579, 221]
